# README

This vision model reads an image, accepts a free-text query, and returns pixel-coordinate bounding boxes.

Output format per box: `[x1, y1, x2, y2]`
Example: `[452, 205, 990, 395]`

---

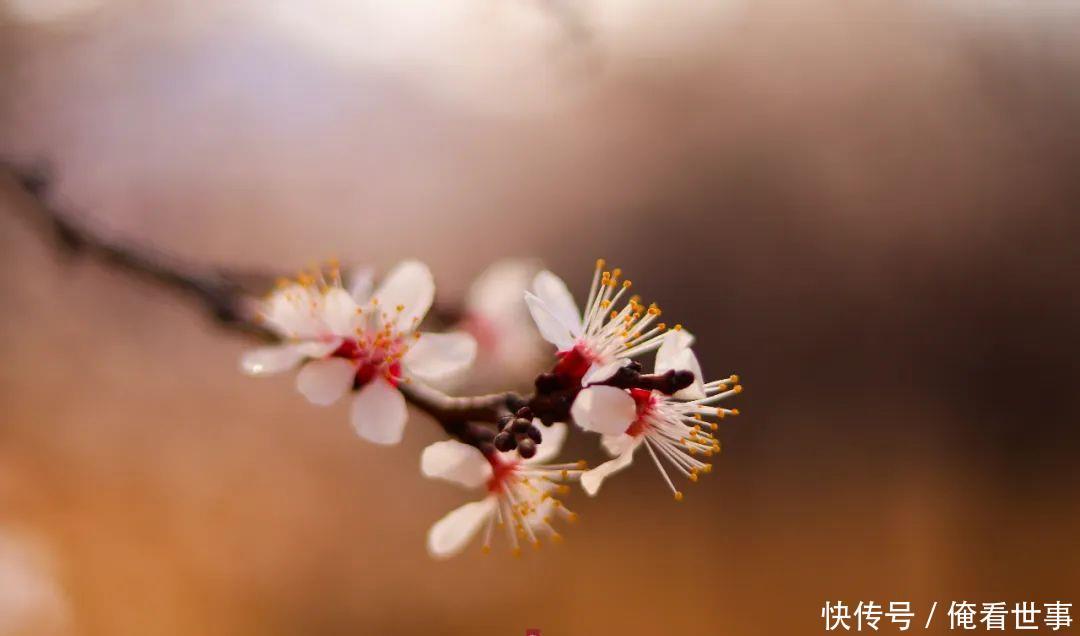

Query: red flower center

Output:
[486, 456, 520, 493]
[553, 344, 595, 382]
[625, 388, 656, 437]
[331, 336, 405, 388]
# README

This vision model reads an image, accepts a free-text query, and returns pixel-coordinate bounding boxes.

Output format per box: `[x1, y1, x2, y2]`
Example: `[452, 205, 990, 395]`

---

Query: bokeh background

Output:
[1, 0, 1078, 634]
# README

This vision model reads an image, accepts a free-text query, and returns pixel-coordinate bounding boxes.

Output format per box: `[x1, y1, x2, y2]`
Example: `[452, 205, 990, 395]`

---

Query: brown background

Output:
[1, 1, 1078, 634]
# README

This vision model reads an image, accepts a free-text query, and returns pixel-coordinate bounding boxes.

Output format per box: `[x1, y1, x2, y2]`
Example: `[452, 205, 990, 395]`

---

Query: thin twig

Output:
[1, 163, 509, 448]
[4, 165, 278, 341]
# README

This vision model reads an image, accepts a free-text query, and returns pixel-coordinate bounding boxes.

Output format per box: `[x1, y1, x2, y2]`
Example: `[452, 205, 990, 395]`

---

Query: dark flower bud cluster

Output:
[499, 358, 699, 460]
[493, 407, 543, 458]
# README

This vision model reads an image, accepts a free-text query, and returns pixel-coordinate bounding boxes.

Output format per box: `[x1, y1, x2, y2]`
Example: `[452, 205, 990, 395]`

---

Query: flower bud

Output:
[669, 369, 695, 393]
[517, 438, 537, 459]
[525, 425, 542, 443]
[493, 432, 516, 452]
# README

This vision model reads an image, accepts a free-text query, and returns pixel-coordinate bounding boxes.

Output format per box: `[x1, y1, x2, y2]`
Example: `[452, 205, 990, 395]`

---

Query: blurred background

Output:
[1, 0, 1078, 634]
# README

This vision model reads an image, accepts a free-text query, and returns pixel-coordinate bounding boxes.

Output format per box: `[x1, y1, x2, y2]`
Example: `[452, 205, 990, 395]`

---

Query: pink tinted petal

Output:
[581, 448, 637, 496]
[296, 358, 355, 405]
[263, 285, 322, 339]
[531, 270, 582, 337]
[427, 498, 497, 559]
[348, 266, 374, 304]
[524, 292, 575, 351]
[321, 287, 360, 336]
[373, 260, 435, 332]
[294, 338, 344, 359]
[421, 440, 492, 489]
[466, 259, 539, 321]
[655, 329, 696, 373]
[350, 378, 408, 445]
[570, 386, 636, 436]
[403, 332, 477, 381]
[601, 433, 638, 457]
[239, 344, 306, 376]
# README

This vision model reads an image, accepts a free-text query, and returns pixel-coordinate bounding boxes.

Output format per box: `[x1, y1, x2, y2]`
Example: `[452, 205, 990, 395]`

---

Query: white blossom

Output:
[421, 422, 584, 558]
[453, 258, 549, 387]
[240, 260, 477, 445]
[525, 259, 671, 388]
[571, 330, 741, 499]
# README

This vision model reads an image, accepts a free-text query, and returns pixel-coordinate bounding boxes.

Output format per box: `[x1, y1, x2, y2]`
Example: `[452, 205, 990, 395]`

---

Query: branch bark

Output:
[1, 163, 510, 449]
[4, 165, 278, 340]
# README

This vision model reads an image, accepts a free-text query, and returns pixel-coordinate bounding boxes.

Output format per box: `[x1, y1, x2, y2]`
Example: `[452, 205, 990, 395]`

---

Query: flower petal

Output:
[655, 330, 706, 399]
[427, 498, 497, 559]
[581, 447, 637, 496]
[421, 440, 492, 489]
[655, 328, 696, 373]
[348, 266, 374, 304]
[404, 332, 477, 381]
[601, 433, 639, 457]
[296, 338, 346, 359]
[262, 285, 324, 339]
[671, 348, 707, 400]
[350, 378, 408, 445]
[531, 270, 582, 337]
[296, 358, 355, 406]
[527, 421, 568, 465]
[581, 359, 629, 386]
[321, 287, 360, 336]
[570, 386, 636, 436]
[524, 292, 575, 351]
[240, 339, 345, 377]
[466, 258, 539, 320]
[372, 260, 435, 332]
[239, 343, 307, 376]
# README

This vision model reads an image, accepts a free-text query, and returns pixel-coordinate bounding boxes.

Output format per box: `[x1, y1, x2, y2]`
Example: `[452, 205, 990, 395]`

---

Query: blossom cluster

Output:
[241, 259, 477, 444]
[240, 258, 741, 558]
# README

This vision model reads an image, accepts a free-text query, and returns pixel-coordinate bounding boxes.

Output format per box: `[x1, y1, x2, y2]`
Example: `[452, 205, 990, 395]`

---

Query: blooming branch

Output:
[4, 165, 512, 450]
[5, 162, 743, 559]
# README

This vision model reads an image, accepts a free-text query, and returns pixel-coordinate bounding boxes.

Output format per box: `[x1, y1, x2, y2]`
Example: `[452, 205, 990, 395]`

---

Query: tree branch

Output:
[3, 162, 694, 457]
[1, 163, 509, 449]
[4, 164, 278, 341]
